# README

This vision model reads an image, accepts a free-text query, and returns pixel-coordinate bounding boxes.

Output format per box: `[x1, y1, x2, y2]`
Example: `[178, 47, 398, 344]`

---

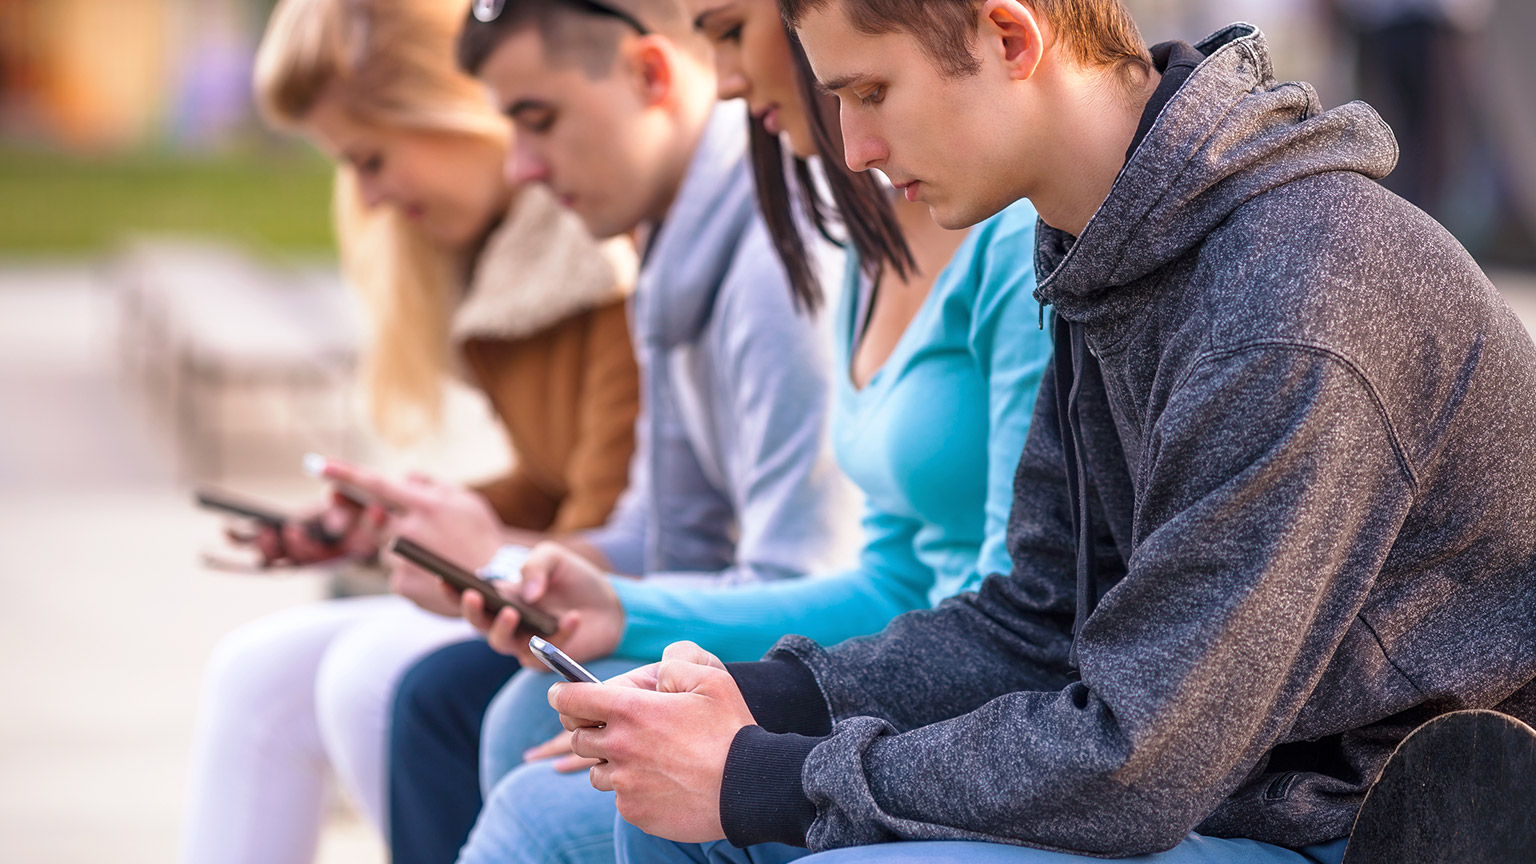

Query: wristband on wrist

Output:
[480, 544, 532, 583]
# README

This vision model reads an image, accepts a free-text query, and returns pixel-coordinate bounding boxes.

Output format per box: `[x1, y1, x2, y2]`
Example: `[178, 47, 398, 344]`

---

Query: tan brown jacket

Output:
[453, 185, 639, 533]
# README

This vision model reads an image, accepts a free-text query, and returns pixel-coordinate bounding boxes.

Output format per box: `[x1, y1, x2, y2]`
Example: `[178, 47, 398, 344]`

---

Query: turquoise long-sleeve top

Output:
[609, 198, 1053, 662]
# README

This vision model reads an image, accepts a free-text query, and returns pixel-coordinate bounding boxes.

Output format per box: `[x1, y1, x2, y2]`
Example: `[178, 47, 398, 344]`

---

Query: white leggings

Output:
[179, 594, 475, 864]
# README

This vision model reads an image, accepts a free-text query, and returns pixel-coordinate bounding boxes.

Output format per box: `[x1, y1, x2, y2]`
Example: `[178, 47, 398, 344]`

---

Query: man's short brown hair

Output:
[780, 0, 1151, 81]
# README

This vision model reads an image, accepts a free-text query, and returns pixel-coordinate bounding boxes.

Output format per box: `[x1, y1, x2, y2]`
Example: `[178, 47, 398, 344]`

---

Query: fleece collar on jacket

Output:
[452, 183, 637, 345]
[1033, 23, 1399, 325]
[633, 100, 753, 351]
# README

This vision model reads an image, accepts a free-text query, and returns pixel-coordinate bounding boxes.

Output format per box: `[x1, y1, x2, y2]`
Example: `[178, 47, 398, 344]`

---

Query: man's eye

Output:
[719, 24, 742, 42]
[518, 111, 555, 134]
[359, 155, 383, 175]
[858, 86, 885, 107]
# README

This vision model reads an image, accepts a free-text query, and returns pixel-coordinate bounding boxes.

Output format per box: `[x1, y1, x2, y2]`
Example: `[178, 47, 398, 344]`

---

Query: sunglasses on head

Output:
[472, 0, 650, 35]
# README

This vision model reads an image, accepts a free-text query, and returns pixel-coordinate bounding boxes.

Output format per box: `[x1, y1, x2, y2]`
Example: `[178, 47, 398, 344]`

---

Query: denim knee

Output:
[480, 668, 567, 792]
[480, 656, 645, 792]
[459, 759, 618, 864]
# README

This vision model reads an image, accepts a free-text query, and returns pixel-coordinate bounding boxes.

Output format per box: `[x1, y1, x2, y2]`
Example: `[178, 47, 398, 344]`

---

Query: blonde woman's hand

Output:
[323, 460, 507, 616]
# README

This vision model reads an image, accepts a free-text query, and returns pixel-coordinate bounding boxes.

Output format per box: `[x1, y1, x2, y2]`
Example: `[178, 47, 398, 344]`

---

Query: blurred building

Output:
[0, 0, 265, 151]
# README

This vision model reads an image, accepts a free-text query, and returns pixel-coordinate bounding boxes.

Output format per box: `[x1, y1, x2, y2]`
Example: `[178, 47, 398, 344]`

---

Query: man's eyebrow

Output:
[817, 71, 871, 94]
[692, 5, 731, 32]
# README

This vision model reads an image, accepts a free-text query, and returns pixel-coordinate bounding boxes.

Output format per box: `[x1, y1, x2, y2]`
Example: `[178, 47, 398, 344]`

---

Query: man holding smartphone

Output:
[549, 2, 1536, 862]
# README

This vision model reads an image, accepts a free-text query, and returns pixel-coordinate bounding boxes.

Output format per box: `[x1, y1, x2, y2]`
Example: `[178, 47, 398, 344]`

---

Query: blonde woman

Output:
[179, 0, 639, 861]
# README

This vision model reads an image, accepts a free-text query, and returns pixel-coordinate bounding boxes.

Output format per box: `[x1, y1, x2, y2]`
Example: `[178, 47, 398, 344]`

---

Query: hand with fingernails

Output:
[550, 640, 753, 843]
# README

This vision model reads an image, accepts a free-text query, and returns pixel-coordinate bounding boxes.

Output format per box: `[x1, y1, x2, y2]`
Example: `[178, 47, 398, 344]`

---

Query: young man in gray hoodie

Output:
[548, 2, 1536, 862]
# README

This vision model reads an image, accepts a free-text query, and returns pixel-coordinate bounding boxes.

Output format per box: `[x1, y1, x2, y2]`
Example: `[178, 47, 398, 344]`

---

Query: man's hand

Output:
[324, 460, 506, 616]
[522, 729, 602, 774]
[550, 642, 748, 843]
[462, 542, 625, 663]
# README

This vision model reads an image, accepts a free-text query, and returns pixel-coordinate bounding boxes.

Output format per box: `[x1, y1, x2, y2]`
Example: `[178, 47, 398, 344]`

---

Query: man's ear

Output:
[625, 36, 675, 107]
[978, 0, 1044, 81]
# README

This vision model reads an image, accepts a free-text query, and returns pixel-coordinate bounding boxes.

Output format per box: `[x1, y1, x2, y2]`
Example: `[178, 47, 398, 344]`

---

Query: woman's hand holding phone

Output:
[318, 458, 506, 616]
[202, 484, 384, 569]
[249, 491, 385, 567]
[462, 541, 625, 664]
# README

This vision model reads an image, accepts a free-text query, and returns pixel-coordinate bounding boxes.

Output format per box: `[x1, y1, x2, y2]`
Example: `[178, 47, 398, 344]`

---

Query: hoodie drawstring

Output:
[1053, 313, 1099, 670]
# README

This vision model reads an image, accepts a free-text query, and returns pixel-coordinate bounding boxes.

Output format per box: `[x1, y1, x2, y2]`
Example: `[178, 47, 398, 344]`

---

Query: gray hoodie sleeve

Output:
[724, 345, 1416, 856]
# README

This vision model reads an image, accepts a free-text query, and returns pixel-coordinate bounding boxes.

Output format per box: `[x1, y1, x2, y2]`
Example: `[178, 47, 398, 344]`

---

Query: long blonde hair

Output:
[254, 0, 509, 441]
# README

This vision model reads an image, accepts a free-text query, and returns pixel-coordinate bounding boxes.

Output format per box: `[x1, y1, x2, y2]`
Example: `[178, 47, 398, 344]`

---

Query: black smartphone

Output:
[194, 487, 346, 546]
[387, 536, 559, 637]
[194, 488, 288, 528]
[529, 636, 602, 684]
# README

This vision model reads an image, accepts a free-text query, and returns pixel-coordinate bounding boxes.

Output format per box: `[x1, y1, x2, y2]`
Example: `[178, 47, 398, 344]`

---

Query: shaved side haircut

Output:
[457, 0, 701, 78]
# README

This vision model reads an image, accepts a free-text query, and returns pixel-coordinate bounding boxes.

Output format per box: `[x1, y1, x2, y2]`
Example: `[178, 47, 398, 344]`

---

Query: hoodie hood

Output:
[1035, 24, 1400, 321]
[634, 100, 755, 350]
[453, 183, 636, 345]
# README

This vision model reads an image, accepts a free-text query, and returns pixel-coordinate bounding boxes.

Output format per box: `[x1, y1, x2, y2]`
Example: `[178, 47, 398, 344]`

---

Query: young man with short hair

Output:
[549, 1, 1536, 862]
[382, 0, 861, 860]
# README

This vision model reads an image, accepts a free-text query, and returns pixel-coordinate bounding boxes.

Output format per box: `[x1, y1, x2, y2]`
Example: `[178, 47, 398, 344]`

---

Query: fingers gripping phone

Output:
[529, 636, 602, 684]
[387, 537, 560, 637]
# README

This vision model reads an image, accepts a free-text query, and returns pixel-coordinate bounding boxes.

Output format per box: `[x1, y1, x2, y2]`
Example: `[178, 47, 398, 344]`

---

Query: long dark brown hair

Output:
[750, 30, 914, 313]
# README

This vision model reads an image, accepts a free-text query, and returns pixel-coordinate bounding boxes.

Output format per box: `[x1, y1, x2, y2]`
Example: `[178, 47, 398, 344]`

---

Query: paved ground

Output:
[0, 260, 1532, 864]
[0, 259, 507, 864]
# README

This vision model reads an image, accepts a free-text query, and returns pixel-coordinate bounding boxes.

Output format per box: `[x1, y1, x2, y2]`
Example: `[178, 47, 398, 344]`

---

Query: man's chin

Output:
[930, 196, 1012, 232]
[575, 210, 626, 242]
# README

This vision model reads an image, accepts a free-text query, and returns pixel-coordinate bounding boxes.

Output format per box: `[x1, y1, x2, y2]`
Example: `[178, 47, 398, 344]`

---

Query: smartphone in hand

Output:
[193, 487, 344, 546]
[386, 536, 559, 637]
[529, 636, 602, 684]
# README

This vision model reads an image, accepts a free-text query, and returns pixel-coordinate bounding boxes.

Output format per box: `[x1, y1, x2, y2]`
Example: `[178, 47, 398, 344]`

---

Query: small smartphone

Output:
[529, 636, 602, 684]
[387, 537, 559, 637]
[194, 487, 345, 546]
[194, 488, 288, 528]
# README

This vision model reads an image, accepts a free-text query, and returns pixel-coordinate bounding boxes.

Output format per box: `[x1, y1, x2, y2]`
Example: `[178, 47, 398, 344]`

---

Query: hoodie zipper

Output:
[1053, 313, 1100, 670]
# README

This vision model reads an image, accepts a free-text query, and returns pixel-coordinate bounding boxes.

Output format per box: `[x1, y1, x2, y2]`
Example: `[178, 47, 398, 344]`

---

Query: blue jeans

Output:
[388, 638, 521, 864]
[463, 658, 1351, 864]
[616, 830, 1350, 864]
[458, 656, 646, 864]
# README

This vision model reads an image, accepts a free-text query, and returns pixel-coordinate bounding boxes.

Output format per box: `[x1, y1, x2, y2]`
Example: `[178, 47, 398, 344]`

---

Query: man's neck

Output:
[643, 91, 716, 227]
[1030, 66, 1161, 239]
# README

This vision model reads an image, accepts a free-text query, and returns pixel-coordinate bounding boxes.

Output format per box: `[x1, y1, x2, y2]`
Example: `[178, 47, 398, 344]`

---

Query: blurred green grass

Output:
[0, 146, 336, 256]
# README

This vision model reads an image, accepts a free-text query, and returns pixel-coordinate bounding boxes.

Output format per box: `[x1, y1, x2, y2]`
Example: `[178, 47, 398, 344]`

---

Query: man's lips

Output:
[893, 180, 920, 203]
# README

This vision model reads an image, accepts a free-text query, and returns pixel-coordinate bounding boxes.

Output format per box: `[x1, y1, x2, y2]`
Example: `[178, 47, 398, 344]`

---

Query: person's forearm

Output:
[611, 563, 930, 663]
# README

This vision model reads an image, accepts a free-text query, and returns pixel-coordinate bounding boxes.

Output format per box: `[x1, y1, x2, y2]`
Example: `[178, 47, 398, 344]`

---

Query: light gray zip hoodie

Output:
[580, 101, 856, 586]
[718, 24, 1536, 856]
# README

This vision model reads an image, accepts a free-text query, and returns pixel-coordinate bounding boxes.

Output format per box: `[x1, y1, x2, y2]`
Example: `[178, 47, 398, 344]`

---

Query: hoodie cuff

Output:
[720, 725, 822, 848]
[727, 658, 831, 735]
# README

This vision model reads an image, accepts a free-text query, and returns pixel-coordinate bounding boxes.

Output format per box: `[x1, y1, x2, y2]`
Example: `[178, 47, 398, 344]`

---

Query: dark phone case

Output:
[194, 488, 289, 527]
[530, 636, 602, 684]
[388, 537, 559, 637]
[195, 488, 343, 546]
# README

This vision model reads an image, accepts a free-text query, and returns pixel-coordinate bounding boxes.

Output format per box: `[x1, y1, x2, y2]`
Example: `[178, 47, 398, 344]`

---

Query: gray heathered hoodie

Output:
[719, 24, 1536, 856]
